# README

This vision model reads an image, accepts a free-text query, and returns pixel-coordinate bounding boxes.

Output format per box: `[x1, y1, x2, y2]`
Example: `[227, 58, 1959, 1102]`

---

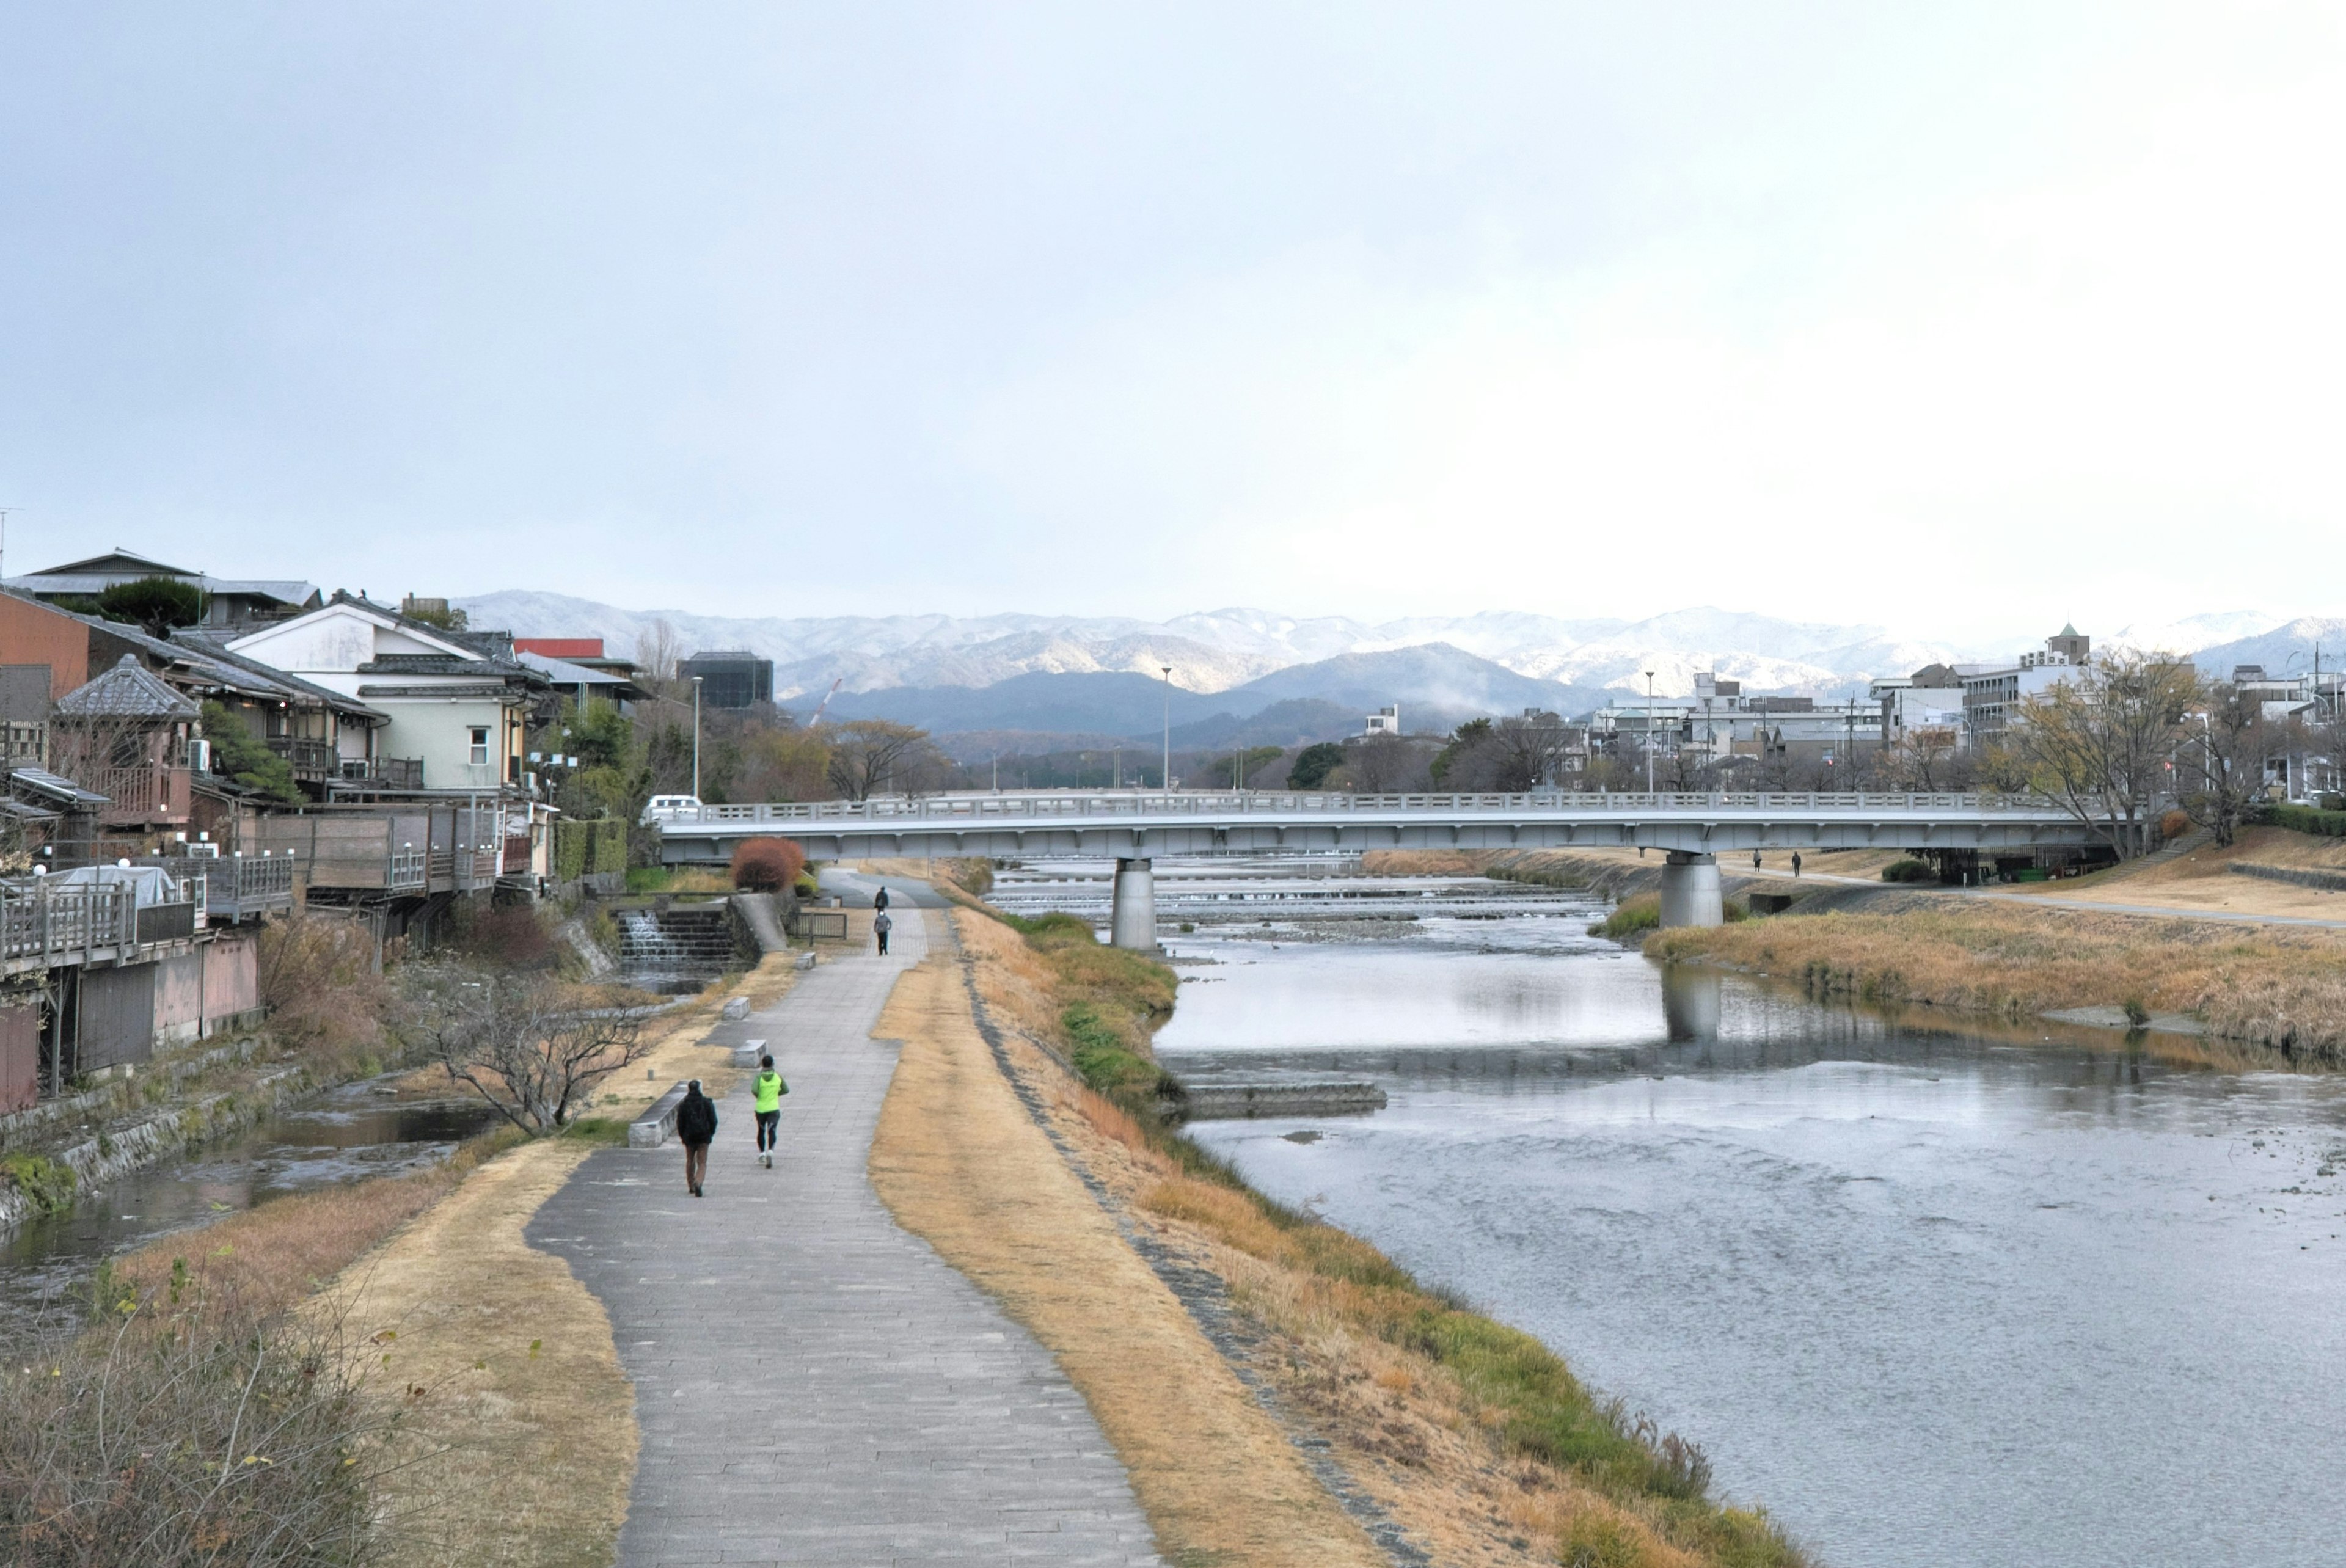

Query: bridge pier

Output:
[1109, 857, 1157, 951]
[1657, 851, 1723, 928]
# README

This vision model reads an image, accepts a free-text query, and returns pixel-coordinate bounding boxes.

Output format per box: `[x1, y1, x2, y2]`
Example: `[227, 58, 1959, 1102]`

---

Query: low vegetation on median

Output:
[966, 894, 1808, 1568]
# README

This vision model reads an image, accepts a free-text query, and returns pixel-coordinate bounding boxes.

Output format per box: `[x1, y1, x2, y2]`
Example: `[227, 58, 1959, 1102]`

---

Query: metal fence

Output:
[682, 789, 2055, 825]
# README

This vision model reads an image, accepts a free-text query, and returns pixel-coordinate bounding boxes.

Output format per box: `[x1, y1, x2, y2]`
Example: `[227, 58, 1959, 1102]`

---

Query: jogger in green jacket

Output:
[753, 1054, 789, 1169]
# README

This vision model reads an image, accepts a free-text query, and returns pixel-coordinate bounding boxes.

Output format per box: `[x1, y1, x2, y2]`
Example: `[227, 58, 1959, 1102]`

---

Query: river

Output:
[1004, 866, 2346, 1568]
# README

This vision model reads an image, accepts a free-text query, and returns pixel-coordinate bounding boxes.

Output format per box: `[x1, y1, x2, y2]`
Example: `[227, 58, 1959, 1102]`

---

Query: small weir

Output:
[616, 902, 742, 993]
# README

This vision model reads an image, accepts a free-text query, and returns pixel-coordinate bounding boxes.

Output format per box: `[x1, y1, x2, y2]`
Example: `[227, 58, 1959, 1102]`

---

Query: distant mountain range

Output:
[456, 591, 2311, 743]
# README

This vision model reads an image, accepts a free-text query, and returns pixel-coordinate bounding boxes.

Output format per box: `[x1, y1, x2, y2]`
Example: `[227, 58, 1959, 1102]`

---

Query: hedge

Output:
[554, 817, 629, 880]
[2260, 804, 2346, 839]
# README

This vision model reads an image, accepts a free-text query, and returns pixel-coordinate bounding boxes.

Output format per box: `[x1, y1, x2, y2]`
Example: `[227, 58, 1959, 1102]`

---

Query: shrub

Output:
[2159, 809, 2193, 842]
[1881, 858, 1936, 883]
[2264, 804, 2346, 839]
[0, 1287, 384, 1567]
[729, 836, 806, 892]
[256, 914, 390, 1060]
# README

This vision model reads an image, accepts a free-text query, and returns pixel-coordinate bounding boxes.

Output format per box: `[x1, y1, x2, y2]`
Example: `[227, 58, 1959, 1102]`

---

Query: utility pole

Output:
[0, 507, 17, 581]
[992, 751, 999, 793]
[1161, 666, 1173, 793]
[1644, 671, 1656, 793]
[690, 676, 703, 800]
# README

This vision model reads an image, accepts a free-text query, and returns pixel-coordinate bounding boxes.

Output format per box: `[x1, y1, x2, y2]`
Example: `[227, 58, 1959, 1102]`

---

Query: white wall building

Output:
[225, 596, 544, 795]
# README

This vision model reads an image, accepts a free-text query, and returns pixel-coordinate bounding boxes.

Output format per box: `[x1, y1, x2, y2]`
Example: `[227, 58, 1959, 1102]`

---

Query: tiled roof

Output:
[56, 655, 200, 721]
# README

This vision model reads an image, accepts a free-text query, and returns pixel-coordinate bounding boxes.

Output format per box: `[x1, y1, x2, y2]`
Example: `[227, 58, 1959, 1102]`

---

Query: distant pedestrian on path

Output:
[873, 884, 890, 913]
[1752, 849, 1762, 870]
[874, 909, 893, 955]
[1792, 851, 1803, 878]
[676, 1079, 717, 1197]
[753, 1054, 789, 1170]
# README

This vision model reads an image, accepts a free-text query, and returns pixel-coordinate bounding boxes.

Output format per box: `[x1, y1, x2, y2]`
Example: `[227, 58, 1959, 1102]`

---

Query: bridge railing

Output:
[677, 789, 2055, 826]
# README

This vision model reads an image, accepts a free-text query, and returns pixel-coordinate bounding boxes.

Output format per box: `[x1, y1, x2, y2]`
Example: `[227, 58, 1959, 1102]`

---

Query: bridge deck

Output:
[655, 790, 2099, 864]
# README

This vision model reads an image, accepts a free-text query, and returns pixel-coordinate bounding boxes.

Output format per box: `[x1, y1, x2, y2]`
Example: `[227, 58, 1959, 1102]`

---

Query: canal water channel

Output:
[996, 862, 2346, 1568]
[0, 1078, 503, 1347]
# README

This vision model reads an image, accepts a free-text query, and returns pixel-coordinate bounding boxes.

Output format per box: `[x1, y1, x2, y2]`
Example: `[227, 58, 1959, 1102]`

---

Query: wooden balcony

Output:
[265, 735, 340, 779]
[92, 765, 194, 825]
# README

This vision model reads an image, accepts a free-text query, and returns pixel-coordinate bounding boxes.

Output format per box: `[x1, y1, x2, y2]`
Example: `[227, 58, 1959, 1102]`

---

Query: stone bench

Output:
[629, 1081, 693, 1148]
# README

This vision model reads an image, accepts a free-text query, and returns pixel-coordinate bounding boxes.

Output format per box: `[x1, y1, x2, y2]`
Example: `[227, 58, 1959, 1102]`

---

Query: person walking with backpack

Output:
[873, 884, 890, 914]
[874, 908, 893, 956]
[753, 1054, 788, 1169]
[676, 1079, 718, 1197]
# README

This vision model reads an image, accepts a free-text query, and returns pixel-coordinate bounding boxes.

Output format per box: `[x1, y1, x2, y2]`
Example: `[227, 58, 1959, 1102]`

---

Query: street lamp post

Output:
[1644, 671, 1656, 793]
[1161, 666, 1173, 793]
[690, 676, 703, 800]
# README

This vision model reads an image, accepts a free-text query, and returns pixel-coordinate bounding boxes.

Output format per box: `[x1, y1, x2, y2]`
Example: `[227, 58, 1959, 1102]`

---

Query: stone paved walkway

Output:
[528, 889, 1163, 1567]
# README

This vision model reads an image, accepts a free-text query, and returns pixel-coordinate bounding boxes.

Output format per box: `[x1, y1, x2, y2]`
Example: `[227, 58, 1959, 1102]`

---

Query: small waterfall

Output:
[615, 906, 739, 993]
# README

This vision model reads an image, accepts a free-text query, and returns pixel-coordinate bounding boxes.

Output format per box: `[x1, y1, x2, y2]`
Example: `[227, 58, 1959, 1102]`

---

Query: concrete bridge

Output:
[657, 789, 2099, 946]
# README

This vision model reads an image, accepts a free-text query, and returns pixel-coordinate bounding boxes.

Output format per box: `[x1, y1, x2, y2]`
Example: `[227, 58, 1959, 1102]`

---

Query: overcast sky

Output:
[2, 4, 2338, 641]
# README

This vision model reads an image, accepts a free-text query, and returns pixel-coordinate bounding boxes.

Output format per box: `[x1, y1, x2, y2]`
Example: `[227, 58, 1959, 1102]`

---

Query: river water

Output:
[1052, 867, 2346, 1568]
[0, 1081, 503, 1346]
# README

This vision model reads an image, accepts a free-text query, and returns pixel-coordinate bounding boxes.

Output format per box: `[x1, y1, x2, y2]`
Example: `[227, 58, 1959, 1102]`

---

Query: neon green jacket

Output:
[754, 1070, 788, 1114]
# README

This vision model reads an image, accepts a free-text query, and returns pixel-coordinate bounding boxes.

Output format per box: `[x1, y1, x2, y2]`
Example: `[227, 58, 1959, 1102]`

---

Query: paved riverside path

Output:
[528, 891, 1164, 1567]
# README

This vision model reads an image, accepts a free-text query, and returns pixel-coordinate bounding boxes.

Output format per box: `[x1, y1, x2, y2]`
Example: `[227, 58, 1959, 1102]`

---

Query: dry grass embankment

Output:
[1649, 902, 2346, 1063]
[38, 952, 798, 1567]
[872, 914, 1384, 1568]
[912, 895, 1806, 1568]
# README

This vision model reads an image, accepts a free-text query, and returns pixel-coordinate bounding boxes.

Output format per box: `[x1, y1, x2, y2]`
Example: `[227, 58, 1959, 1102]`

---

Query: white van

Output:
[640, 794, 704, 825]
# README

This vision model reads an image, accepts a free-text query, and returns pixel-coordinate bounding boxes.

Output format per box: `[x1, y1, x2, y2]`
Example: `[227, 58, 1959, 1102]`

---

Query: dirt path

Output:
[323, 1139, 637, 1568]
[870, 915, 1386, 1568]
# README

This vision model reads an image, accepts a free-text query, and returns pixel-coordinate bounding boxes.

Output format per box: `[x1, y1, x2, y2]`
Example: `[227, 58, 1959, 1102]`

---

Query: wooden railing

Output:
[90, 765, 192, 822]
[336, 756, 425, 789]
[265, 736, 340, 776]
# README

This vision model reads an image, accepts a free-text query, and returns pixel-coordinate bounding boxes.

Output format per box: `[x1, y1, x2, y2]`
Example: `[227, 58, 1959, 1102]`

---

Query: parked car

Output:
[640, 793, 704, 825]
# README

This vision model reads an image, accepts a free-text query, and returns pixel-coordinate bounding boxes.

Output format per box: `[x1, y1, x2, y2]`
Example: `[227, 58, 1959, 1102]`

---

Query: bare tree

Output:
[1433, 713, 1577, 792]
[1349, 732, 1433, 793]
[2007, 651, 2199, 858]
[1878, 726, 1964, 792]
[2175, 685, 2270, 846]
[398, 964, 649, 1133]
[822, 720, 943, 800]
[634, 618, 683, 695]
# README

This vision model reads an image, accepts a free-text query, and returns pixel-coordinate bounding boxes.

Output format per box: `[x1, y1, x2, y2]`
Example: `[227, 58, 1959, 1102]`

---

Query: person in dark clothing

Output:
[1791, 851, 1803, 878]
[1752, 849, 1762, 870]
[873, 884, 890, 913]
[874, 909, 893, 956]
[675, 1079, 718, 1197]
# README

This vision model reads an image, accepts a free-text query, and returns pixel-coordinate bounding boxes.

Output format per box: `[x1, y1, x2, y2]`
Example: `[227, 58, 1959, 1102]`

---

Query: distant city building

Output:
[1964, 624, 2096, 743]
[1364, 703, 1400, 737]
[679, 650, 773, 709]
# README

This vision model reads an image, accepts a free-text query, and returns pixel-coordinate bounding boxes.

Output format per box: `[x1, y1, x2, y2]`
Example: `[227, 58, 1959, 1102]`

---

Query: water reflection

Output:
[1661, 964, 1720, 1043]
[1160, 907, 2346, 1568]
[0, 1080, 502, 1346]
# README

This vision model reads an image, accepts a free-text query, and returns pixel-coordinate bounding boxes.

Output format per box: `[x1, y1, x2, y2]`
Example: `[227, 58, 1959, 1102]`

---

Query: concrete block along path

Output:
[528, 881, 1164, 1566]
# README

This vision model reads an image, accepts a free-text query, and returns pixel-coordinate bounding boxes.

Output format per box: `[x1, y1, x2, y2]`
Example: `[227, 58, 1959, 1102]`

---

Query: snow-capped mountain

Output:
[459, 593, 1972, 700]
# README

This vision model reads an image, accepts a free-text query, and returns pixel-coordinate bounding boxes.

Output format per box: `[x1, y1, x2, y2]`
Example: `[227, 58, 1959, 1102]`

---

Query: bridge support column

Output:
[1657, 851, 1723, 928]
[1110, 857, 1157, 951]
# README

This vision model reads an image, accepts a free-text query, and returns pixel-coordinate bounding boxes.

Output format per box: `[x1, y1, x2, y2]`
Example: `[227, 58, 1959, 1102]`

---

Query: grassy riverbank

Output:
[1648, 903, 2346, 1063]
[916, 875, 1807, 1567]
[1, 947, 797, 1568]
